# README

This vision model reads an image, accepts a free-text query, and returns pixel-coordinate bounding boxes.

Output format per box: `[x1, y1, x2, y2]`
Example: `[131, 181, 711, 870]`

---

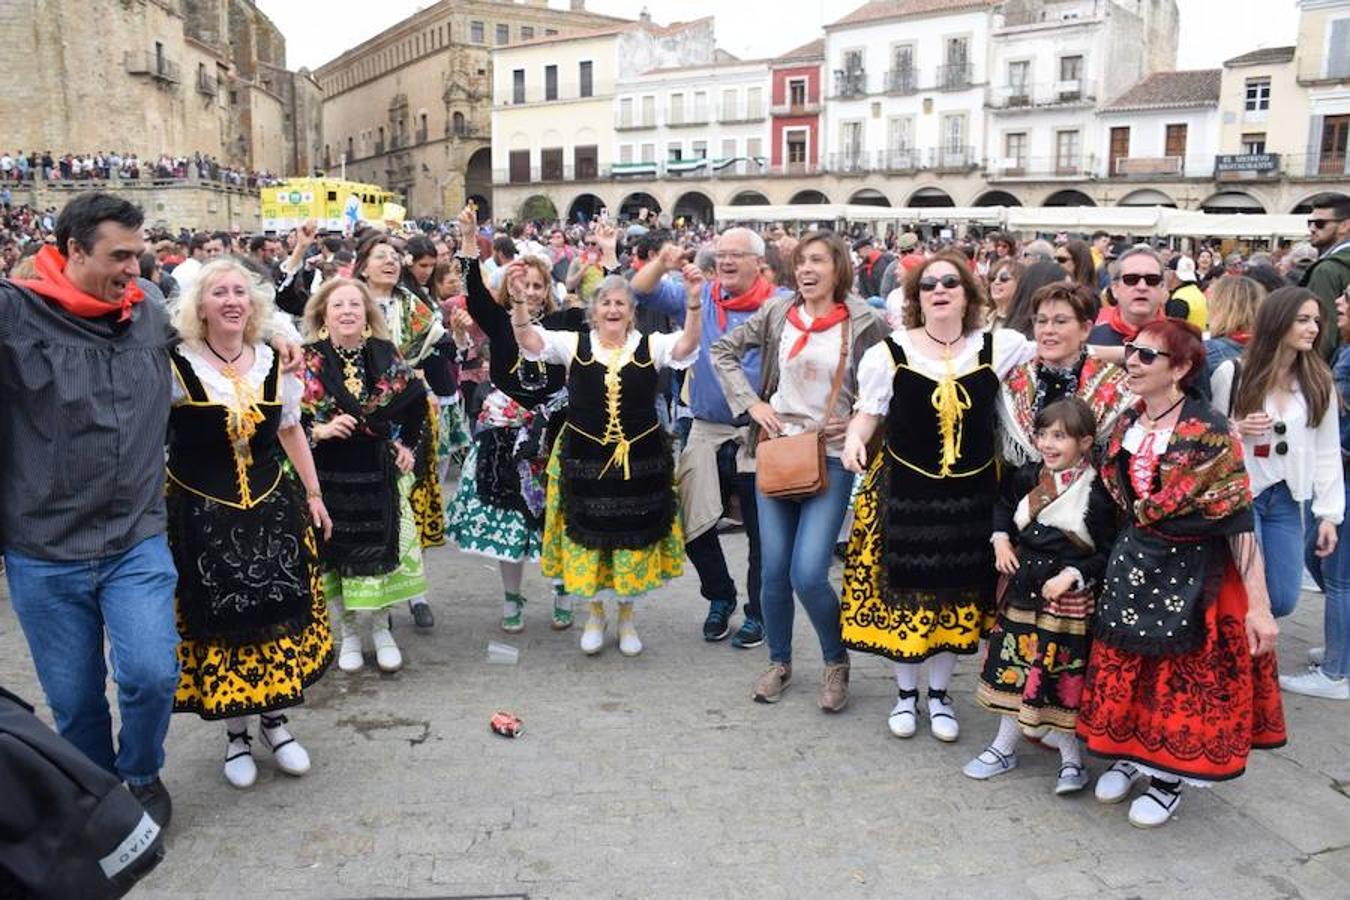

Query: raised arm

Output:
[671, 264, 704, 361]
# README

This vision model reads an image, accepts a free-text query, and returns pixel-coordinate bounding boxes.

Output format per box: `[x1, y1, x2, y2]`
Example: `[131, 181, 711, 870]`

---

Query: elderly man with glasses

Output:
[1301, 192, 1350, 359]
[1088, 246, 1168, 347]
[629, 227, 788, 647]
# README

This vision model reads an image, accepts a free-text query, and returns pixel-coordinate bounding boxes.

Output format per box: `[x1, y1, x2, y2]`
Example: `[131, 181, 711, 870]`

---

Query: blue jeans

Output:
[4, 534, 180, 785]
[1252, 482, 1306, 619]
[756, 456, 853, 666]
[1305, 480, 1350, 678]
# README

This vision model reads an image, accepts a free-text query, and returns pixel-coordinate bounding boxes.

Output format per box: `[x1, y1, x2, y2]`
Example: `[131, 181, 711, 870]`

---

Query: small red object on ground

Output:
[490, 711, 523, 738]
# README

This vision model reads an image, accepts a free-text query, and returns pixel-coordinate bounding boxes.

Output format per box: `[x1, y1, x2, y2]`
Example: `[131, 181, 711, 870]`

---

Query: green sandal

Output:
[502, 592, 526, 634]
[551, 590, 574, 631]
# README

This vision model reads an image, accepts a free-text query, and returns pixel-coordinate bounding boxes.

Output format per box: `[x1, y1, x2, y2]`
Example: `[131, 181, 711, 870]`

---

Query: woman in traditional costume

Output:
[1078, 318, 1285, 828]
[445, 205, 590, 632]
[514, 273, 700, 654]
[841, 251, 1036, 742]
[168, 258, 333, 788]
[300, 278, 429, 675]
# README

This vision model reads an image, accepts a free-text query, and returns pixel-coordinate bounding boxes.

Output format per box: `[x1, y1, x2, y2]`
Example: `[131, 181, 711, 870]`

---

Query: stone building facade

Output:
[0, 0, 313, 176]
[313, 0, 627, 220]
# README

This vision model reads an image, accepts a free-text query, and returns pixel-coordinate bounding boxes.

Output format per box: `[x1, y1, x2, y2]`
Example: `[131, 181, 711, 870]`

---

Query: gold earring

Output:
[317, 325, 329, 340]
[362, 325, 373, 339]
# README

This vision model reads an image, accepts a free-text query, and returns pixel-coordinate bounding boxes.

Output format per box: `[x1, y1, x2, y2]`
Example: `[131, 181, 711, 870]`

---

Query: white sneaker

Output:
[1280, 666, 1349, 700]
[962, 746, 1018, 780]
[1309, 646, 1326, 666]
[223, 728, 257, 789]
[260, 714, 311, 776]
[887, 691, 918, 738]
[371, 625, 402, 672]
[1094, 761, 1143, 804]
[338, 626, 364, 673]
[1128, 780, 1183, 827]
[927, 691, 959, 742]
[617, 606, 643, 657]
[580, 601, 606, 655]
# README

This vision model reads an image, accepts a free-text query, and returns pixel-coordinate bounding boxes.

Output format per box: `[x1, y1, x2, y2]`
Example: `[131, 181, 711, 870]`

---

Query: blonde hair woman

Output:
[167, 258, 333, 789]
[299, 278, 429, 675]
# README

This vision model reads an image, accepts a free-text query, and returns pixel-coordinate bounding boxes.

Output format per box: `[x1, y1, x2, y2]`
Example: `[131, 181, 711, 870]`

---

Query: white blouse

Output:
[854, 327, 1036, 415]
[521, 327, 698, 373]
[771, 309, 848, 445]
[171, 343, 303, 428]
[1210, 359, 1344, 524]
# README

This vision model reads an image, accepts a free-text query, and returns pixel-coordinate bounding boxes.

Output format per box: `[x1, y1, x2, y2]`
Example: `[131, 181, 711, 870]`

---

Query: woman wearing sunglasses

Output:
[1210, 286, 1343, 621]
[1078, 318, 1285, 828]
[984, 258, 1023, 330]
[841, 252, 1036, 741]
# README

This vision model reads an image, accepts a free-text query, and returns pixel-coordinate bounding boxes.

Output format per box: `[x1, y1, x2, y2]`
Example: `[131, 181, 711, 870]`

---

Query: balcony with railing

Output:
[196, 69, 218, 97]
[935, 63, 974, 91]
[125, 51, 181, 84]
[931, 145, 977, 171]
[1111, 156, 1184, 177]
[989, 78, 1096, 110]
[769, 100, 822, 116]
[825, 151, 871, 174]
[614, 111, 656, 130]
[987, 155, 1094, 179]
[1281, 152, 1350, 178]
[667, 110, 711, 128]
[884, 68, 918, 95]
[879, 148, 922, 172]
[768, 161, 822, 176]
[832, 69, 868, 99]
[719, 105, 766, 124]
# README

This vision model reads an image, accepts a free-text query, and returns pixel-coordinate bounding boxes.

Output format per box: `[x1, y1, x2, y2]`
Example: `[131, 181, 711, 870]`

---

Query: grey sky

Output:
[258, 0, 1297, 73]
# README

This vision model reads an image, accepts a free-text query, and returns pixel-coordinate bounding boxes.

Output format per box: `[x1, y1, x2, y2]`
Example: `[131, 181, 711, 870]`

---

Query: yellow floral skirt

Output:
[410, 396, 446, 549]
[541, 443, 684, 598]
[174, 527, 334, 720]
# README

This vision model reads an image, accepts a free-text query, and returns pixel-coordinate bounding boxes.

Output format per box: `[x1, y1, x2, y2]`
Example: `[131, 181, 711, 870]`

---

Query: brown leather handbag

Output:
[756, 317, 850, 500]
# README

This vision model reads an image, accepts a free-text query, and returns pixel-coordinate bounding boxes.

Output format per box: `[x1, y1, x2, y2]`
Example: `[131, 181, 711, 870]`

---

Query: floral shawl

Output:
[380, 284, 444, 366]
[300, 337, 427, 442]
[998, 354, 1132, 466]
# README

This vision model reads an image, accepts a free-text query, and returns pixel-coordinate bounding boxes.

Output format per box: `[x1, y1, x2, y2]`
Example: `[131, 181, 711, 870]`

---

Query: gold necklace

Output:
[333, 343, 365, 397]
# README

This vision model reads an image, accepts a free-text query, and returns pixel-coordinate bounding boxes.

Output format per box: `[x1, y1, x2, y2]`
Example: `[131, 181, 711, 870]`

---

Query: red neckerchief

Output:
[1228, 331, 1251, 344]
[785, 302, 848, 360]
[1101, 302, 1160, 342]
[13, 244, 144, 322]
[711, 275, 774, 330]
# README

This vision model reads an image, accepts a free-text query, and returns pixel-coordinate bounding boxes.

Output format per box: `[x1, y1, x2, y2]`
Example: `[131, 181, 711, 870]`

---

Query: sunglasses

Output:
[1123, 342, 1171, 365]
[1120, 272, 1164, 287]
[1308, 217, 1344, 230]
[993, 272, 1014, 283]
[1054, 255, 1071, 264]
[919, 274, 962, 292]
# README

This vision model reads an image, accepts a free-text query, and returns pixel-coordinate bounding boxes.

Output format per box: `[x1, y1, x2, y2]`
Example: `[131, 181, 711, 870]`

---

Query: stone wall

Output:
[10, 179, 261, 231]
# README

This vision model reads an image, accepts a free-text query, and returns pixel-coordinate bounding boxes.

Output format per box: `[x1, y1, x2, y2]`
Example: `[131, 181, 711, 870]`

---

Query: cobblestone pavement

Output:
[2, 535, 1349, 899]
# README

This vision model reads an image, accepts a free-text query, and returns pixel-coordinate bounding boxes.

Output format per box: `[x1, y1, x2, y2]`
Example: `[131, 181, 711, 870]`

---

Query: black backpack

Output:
[0, 687, 164, 899]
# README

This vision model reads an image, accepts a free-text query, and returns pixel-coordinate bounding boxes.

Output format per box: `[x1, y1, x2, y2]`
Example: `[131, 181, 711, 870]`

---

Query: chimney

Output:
[570, 0, 586, 10]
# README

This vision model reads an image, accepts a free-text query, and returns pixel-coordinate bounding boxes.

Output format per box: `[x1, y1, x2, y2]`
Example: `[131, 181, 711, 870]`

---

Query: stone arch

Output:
[1199, 190, 1265, 214]
[465, 147, 492, 220]
[849, 188, 891, 207]
[1043, 189, 1096, 207]
[789, 189, 830, 205]
[618, 191, 661, 220]
[907, 187, 955, 208]
[1119, 188, 1177, 207]
[566, 192, 607, 223]
[730, 190, 771, 206]
[518, 194, 558, 221]
[1290, 193, 1332, 214]
[672, 190, 715, 225]
[973, 190, 1021, 207]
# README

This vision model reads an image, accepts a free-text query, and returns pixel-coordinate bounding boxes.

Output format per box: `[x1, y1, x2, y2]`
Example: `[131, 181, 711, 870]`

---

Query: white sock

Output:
[1057, 733, 1083, 767]
[991, 716, 1021, 756]
[894, 662, 920, 692]
[225, 715, 253, 736]
[499, 559, 524, 594]
[927, 651, 957, 691]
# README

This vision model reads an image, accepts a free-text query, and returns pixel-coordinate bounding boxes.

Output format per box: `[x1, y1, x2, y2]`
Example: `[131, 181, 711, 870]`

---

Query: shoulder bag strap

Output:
[821, 317, 852, 428]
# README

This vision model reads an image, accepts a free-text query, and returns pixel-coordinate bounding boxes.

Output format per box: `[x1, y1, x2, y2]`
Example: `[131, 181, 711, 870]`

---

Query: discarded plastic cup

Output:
[486, 641, 519, 665]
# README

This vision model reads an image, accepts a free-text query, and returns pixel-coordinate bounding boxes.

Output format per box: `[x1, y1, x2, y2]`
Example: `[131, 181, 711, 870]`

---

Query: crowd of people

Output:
[2, 188, 1350, 884]
[0, 148, 284, 188]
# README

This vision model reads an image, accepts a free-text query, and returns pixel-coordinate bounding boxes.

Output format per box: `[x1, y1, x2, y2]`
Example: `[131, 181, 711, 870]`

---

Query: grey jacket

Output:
[710, 293, 887, 454]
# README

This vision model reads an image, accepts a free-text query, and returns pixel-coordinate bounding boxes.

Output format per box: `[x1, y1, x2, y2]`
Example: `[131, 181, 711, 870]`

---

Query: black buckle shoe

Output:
[410, 601, 435, 629]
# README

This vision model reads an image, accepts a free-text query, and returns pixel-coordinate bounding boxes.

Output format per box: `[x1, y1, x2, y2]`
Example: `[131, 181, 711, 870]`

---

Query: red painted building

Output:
[770, 39, 824, 173]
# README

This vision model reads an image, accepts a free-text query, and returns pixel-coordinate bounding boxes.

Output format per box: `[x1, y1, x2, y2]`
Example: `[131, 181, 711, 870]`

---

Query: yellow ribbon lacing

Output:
[929, 348, 971, 477]
[565, 347, 659, 480]
[220, 365, 266, 506]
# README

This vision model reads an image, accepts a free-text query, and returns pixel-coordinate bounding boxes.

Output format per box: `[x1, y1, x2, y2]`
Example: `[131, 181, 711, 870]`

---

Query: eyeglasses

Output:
[714, 251, 756, 261]
[1308, 217, 1344, 230]
[1119, 272, 1164, 287]
[919, 274, 962, 292]
[1123, 342, 1171, 365]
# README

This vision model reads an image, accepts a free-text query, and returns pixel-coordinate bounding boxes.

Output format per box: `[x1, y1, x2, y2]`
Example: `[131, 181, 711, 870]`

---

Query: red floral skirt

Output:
[1076, 562, 1287, 781]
